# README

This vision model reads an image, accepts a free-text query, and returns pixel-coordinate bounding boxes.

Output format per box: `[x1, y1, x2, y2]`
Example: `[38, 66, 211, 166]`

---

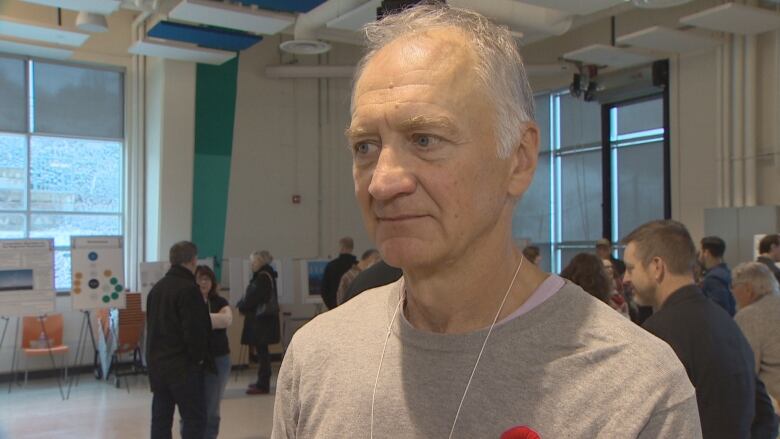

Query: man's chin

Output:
[378, 237, 436, 270]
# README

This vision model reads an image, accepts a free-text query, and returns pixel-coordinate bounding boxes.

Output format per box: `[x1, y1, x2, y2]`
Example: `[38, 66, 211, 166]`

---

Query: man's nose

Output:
[368, 146, 416, 201]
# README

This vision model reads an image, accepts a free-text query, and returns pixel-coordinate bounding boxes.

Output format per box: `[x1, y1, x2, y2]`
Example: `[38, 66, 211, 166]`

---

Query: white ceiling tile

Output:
[680, 2, 780, 35]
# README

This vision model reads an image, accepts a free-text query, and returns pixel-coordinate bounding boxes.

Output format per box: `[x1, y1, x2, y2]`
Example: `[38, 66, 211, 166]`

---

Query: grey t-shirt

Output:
[735, 293, 780, 403]
[272, 278, 701, 438]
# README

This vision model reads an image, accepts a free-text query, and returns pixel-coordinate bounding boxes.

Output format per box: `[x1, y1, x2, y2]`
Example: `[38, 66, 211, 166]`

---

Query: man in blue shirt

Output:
[699, 236, 736, 316]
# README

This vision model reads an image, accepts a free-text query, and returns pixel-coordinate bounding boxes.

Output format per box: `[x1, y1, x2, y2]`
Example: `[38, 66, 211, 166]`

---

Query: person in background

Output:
[602, 258, 630, 318]
[238, 250, 280, 395]
[757, 234, 780, 284]
[521, 245, 542, 266]
[336, 249, 381, 306]
[733, 262, 780, 411]
[194, 265, 232, 439]
[339, 260, 403, 305]
[147, 241, 212, 439]
[560, 253, 628, 317]
[321, 237, 357, 309]
[698, 236, 736, 316]
[622, 220, 777, 438]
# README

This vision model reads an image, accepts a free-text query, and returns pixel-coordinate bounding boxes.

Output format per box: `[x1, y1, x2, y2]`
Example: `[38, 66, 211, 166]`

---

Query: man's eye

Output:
[354, 142, 374, 154]
[353, 142, 378, 158]
[412, 134, 439, 148]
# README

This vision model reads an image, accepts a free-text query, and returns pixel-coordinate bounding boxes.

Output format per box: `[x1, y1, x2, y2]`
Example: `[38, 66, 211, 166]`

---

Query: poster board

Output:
[139, 261, 169, 312]
[71, 236, 126, 310]
[300, 259, 328, 304]
[0, 239, 55, 316]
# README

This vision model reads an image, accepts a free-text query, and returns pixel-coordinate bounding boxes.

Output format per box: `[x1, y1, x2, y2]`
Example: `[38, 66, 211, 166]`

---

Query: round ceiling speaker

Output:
[279, 39, 331, 55]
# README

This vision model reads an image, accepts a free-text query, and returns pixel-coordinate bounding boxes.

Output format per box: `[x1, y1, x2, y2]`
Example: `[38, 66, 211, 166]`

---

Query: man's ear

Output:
[508, 122, 540, 198]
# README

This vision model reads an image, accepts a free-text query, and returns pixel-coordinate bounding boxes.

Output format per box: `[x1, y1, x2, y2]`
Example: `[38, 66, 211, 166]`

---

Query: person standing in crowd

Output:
[561, 253, 628, 317]
[147, 241, 212, 439]
[340, 260, 403, 305]
[195, 265, 232, 439]
[521, 245, 541, 266]
[622, 220, 777, 438]
[320, 237, 357, 309]
[698, 236, 736, 316]
[238, 250, 280, 395]
[272, 5, 700, 438]
[733, 262, 780, 408]
[560, 253, 611, 304]
[757, 234, 780, 283]
[336, 249, 380, 306]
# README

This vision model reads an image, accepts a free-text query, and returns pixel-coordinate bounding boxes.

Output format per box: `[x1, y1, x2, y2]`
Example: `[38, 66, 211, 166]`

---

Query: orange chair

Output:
[21, 314, 70, 386]
[109, 293, 146, 389]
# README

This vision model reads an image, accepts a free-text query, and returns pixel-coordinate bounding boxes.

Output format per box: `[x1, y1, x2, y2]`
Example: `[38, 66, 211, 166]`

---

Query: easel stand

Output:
[66, 310, 98, 399]
[0, 316, 10, 393]
[6, 317, 19, 394]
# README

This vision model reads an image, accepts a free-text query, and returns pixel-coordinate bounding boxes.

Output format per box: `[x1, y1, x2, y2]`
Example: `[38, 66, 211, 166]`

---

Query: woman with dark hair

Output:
[561, 253, 629, 317]
[194, 265, 232, 439]
[237, 250, 280, 395]
[560, 253, 612, 304]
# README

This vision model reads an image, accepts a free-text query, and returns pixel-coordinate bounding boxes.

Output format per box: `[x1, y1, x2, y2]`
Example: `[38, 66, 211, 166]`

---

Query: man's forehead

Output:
[356, 28, 476, 93]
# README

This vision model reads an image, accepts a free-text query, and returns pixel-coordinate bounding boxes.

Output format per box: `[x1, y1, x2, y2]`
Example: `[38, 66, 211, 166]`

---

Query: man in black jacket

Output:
[623, 220, 778, 439]
[147, 241, 212, 439]
[320, 237, 357, 309]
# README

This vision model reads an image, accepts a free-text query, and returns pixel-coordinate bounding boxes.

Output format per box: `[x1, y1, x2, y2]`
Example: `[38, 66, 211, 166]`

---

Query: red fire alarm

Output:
[292, 195, 301, 204]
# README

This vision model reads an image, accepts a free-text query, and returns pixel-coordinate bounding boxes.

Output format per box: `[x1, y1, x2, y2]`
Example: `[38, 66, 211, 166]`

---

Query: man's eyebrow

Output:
[397, 115, 459, 134]
[345, 115, 459, 140]
[344, 126, 373, 140]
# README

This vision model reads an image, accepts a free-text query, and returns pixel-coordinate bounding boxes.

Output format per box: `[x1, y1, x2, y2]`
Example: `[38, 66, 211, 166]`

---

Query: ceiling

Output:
[5, 1, 780, 67]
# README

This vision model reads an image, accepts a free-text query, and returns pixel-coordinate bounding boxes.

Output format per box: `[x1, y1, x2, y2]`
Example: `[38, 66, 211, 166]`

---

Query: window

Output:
[513, 91, 667, 273]
[0, 55, 124, 290]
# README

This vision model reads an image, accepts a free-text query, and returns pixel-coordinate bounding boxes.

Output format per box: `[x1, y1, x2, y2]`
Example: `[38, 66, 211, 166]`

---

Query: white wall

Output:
[223, 35, 371, 263]
[144, 58, 196, 261]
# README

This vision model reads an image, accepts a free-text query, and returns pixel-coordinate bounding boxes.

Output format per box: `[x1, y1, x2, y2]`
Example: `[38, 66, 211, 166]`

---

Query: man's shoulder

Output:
[293, 281, 396, 347]
[738, 294, 780, 322]
[547, 283, 683, 363]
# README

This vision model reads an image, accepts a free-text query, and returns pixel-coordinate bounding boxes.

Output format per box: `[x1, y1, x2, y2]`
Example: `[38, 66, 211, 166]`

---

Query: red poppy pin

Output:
[500, 426, 541, 439]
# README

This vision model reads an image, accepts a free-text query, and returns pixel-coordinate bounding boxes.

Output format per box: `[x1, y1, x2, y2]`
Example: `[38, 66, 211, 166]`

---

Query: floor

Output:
[0, 366, 277, 439]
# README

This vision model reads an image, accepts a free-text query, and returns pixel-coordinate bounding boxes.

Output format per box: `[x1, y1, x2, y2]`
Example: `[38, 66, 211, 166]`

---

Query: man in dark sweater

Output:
[320, 237, 357, 309]
[623, 220, 778, 439]
[757, 234, 780, 284]
[146, 241, 212, 439]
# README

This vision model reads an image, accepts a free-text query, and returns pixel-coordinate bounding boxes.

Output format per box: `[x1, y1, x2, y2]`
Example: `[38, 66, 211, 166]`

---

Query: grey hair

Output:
[732, 262, 780, 298]
[250, 250, 273, 265]
[352, 3, 535, 159]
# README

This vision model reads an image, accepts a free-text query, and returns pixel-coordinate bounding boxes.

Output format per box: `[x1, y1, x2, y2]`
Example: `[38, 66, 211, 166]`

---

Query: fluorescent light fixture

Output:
[617, 26, 720, 53]
[0, 38, 73, 59]
[518, 0, 628, 15]
[21, 0, 120, 15]
[169, 0, 294, 35]
[76, 11, 108, 33]
[563, 44, 657, 68]
[680, 3, 780, 35]
[128, 38, 236, 65]
[326, 0, 380, 31]
[0, 16, 89, 47]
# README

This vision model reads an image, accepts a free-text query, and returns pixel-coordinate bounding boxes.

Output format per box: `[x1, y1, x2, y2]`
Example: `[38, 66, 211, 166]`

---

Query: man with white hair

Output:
[734, 262, 780, 406]
[272, 5, 699, 438]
